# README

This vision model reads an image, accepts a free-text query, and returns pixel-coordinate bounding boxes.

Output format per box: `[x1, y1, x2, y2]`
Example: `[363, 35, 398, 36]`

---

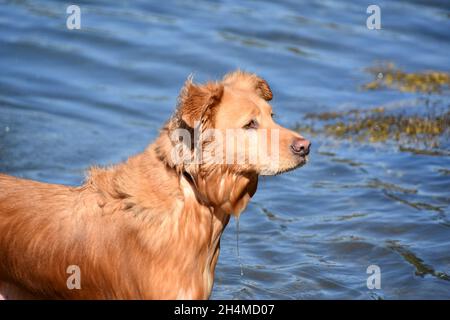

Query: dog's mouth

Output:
[289, 154, 309, 171]
[293, 152, 310, 168]
[300, 154, 309, 164]
[260, 154, 309, 176]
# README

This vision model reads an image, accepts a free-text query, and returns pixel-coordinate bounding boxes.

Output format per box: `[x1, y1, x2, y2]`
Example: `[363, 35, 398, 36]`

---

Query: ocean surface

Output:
[0, 0, 449, 299]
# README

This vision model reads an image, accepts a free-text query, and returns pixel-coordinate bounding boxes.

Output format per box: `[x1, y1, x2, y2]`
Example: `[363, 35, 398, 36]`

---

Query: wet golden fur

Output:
[0, 71, 308, 299]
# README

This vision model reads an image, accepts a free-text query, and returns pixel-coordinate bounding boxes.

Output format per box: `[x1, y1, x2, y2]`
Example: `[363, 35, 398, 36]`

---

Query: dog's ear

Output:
[154, 78, 223, 173]
[254, 78, 273, 101]
[223, 70, 273, 101]
[177, 78, 224, 129]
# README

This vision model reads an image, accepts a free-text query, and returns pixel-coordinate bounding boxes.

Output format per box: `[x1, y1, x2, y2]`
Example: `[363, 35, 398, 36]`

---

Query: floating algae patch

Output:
[297, 105, 450, 150]
[331, 157, 365, 167]
[387, 241, 450, 281]
[363, 63, 450, 93]
[437, 168, 450, 176]
[366, 178, 417, 195]
[218, 31, 268, 48]
[399, 146, 450, 156]
[325, 111, 449, 144]
[296, 64, 450, 151]
[384, 191, 445, 214]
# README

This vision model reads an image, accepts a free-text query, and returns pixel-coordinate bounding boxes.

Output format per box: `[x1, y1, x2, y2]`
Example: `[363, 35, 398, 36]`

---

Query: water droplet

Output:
[235, 215, 244, 276]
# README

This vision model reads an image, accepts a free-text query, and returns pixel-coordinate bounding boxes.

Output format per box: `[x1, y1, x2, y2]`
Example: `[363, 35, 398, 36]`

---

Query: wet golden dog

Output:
[0, 71, 310, 299]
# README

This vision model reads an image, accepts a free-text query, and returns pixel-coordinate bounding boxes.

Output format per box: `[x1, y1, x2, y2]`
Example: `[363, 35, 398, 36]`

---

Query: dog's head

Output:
[155, 70, 310, 213]
[158, 70, 310, 175]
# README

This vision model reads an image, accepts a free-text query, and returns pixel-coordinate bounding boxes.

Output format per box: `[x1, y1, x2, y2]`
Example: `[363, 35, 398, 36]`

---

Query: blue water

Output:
[0, 0, 449, 299]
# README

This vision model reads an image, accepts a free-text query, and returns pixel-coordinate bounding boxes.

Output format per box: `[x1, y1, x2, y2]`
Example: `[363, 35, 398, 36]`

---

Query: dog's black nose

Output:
[291, 138, 311, 156]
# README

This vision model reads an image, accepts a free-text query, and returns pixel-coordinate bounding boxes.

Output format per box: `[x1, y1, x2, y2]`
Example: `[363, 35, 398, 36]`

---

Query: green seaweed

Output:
[296, 64, 450, 153]
[331, 157, 364, 167]
[364, 63, 450, 93]
[384, 192, 444, 213]
[437, 168, 450, 176]
[336, 212, 367, 221]
[317, 151, 336, 157]
[296, 105, 449, 149]
[398, 146, 450, 156]
[387, 241, 450, 281]
[323, 111, 449, 144]
[367, 179, 417, 195]
[286, 46, 308, 56]
[219, 31, 267, 48]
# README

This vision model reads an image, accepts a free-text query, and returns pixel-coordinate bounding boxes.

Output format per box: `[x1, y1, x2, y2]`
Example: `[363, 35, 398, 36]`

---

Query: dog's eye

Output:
[243, 119, 258, 129]
[271, 113, 275, 119]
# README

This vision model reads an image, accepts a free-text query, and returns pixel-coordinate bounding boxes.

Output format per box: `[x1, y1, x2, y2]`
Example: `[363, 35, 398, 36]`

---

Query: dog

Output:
[0, 71, 310, 299]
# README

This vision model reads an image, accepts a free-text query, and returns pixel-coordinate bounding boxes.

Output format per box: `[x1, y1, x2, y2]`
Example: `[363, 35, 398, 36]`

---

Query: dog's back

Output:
[0, 170, 190, 299]
[0, 174, 79, 298]
[0, 173, 75, 230]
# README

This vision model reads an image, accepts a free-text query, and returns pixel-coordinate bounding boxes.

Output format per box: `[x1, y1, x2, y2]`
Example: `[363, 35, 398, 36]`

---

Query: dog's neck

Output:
[181, 167, 258, 215]
[88, 145, 258, 298]
[174, 163, 258, 297]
